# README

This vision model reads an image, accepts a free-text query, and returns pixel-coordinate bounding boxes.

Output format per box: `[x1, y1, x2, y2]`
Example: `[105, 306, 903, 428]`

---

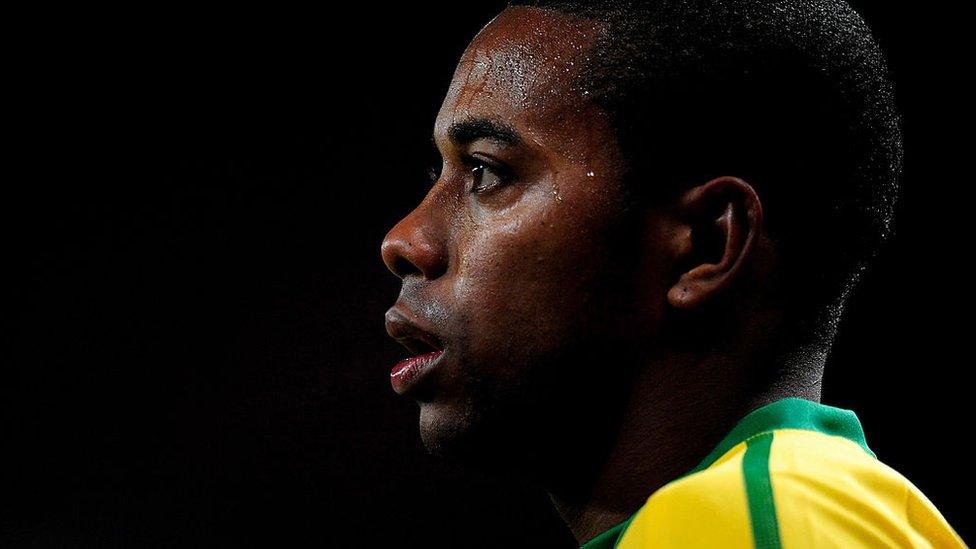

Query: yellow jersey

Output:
[580, 397, 966, 548]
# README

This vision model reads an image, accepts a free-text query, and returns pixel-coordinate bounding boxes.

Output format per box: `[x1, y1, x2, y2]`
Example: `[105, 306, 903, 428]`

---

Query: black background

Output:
[9, 2, 972, 547]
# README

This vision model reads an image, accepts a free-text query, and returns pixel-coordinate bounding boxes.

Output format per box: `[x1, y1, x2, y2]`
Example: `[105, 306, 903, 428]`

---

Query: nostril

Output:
[391, 256, 420, 278]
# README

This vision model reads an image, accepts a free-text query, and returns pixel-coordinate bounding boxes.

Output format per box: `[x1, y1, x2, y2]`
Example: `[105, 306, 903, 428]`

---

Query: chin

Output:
[418, 400, 472, 458]
[417, 399, 533, 476]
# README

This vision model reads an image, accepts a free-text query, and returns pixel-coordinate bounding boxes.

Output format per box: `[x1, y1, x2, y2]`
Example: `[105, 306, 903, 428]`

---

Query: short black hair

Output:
[507, 0, 904, 352]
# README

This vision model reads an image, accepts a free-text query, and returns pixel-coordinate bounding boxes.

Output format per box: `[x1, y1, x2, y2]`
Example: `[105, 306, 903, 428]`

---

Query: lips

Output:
[385, 305, 446, 396]
[389, 350, 444, 396]
[384, 307, 444, 355]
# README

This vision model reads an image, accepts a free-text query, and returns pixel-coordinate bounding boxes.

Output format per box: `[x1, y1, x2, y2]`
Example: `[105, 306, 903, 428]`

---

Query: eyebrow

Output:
[441, 117, 523, 148]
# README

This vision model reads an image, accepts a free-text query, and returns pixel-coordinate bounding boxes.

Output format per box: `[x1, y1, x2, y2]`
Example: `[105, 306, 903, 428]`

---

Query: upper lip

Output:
[385, 305, 445, 356]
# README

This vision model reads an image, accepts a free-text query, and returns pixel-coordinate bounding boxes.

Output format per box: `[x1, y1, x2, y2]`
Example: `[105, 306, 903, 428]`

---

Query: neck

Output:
[545, 347, 820, 546]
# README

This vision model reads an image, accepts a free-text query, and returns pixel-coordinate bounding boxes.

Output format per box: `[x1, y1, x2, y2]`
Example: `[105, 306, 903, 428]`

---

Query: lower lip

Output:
[390, 350, 444, 395]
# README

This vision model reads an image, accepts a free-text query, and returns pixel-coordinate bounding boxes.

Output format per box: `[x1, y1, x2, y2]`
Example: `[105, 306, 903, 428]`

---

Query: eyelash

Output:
[426, 155, 513, 194]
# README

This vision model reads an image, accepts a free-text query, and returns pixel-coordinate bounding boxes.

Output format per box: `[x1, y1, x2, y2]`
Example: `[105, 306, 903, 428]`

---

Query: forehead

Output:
[435, 6, 605, 148]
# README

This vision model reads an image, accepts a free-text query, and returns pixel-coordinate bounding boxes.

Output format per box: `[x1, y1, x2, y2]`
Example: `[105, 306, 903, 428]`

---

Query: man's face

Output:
[382, 7, 670, 474]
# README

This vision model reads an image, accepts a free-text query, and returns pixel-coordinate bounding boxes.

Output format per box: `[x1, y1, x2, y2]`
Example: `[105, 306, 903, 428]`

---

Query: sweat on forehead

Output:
[445, 6, 603, 116]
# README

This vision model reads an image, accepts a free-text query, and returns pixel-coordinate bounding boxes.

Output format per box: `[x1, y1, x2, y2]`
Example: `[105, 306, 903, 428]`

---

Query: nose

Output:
[381, 202, 448, 280]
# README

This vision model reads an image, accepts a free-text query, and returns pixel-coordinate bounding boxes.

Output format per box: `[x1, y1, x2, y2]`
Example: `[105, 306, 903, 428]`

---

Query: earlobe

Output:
[666, 176, 763, 310]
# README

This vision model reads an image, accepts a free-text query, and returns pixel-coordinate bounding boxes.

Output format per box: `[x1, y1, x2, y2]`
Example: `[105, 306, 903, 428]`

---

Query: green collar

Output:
[578, 397, 875, 549]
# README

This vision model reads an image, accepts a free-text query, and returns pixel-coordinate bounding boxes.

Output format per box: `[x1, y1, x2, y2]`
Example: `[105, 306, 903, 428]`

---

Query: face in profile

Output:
[381, 6, 672, 477]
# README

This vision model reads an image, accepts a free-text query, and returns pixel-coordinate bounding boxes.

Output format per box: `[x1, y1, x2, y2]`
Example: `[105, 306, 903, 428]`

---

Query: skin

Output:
[381, 6, 811, 545]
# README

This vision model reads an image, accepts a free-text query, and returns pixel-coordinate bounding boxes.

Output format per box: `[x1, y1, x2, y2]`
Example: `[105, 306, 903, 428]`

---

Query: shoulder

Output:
[616, 436, 755, 549]
[767, 429, 966, 548]
[616, 429, 967, 548]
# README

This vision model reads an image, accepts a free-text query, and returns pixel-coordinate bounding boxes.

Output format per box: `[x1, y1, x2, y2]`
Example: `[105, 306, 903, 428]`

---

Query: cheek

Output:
[449, 198, 617, 355]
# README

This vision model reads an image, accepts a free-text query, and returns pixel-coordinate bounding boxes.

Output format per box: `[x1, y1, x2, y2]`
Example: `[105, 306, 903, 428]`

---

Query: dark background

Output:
[9, 3, 971, 547]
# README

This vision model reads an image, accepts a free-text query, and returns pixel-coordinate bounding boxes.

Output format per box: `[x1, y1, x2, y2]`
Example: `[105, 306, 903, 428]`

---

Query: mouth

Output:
[384, 305, 448, 397]
[395, 330, 443, 357]
[384, 307, 444, 356]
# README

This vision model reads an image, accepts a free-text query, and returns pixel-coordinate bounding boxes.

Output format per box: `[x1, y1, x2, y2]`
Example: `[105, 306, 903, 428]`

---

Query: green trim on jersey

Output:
[683, 397, 875, 481]
[743, 432, 782, 549]
[579, 397, 874, 549]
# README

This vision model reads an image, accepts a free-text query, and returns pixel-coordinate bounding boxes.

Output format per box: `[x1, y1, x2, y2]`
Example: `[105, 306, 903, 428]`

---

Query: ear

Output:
[667, 176, 763, 309]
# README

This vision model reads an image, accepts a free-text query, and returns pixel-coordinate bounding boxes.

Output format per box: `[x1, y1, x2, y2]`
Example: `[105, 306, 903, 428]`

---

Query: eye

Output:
[465, 156, 512, 195]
